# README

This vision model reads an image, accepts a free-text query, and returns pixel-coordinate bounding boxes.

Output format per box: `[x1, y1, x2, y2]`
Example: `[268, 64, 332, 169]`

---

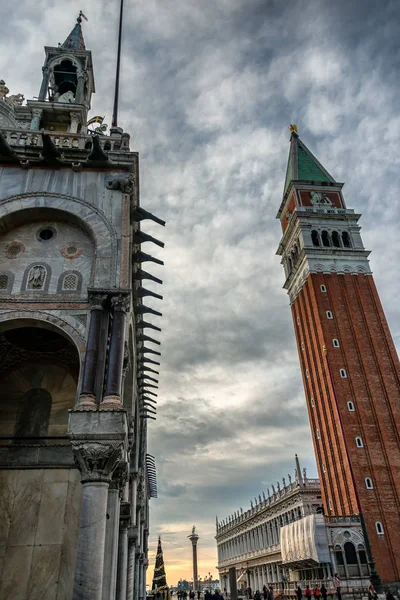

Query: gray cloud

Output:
[2, 0, 400, 584]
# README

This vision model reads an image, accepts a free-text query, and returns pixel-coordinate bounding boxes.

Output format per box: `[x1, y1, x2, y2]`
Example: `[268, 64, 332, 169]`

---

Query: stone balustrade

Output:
[217, 478, 321, 534]
[219, 544, 281, 568]
[0, 127, 126, 153]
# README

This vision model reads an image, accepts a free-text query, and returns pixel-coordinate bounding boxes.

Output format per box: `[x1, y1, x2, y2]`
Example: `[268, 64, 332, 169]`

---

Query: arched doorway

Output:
[0, 322, 80, 443]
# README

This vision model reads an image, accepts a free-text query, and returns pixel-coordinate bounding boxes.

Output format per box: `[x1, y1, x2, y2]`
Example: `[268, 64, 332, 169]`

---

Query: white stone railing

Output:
[0, 127, 124, 152]
[217, 479, 321, 535]
[219, 544, 281, 567]
[296, 206, 355, 215]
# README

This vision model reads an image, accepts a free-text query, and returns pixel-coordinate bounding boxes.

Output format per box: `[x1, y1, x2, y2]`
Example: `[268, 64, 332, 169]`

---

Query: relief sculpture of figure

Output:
[28, 265, 46, 289]
[309, 190, 332, 206]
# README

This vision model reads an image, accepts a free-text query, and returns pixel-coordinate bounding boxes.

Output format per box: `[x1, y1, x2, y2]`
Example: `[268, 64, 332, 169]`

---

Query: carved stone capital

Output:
[109, 461, 129, 494]
[70, 111, 81, 121]
[88, 291, 108, 311]
[31, 108, 43, 119]
[110, 293, 130, 313]
[128, 526, 138, 542]
[106, 172, 135, 194]
[72, 441, 123, 484]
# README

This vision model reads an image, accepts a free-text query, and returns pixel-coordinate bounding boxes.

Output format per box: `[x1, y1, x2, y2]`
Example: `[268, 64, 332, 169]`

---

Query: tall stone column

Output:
[126, 536, 137, 600]
[79, 292, 108, 408]
[102, 473, 124, 600]
[117, 523, 129, 600]
[75, 73, 87, 105]
[39, 66, 49, 101]
[103, 294, 130, 409]
[188, 527, 199, 591]
[69, 411, 128, 600]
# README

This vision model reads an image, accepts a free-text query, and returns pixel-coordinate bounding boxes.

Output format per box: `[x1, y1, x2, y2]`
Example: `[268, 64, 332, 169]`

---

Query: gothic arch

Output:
[47, 54, 84, 76]
[0, 193, 118, 287]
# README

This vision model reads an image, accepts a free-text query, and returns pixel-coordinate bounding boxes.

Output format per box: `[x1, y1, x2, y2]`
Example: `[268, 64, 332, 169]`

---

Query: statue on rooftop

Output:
[0, 80, 9, 100]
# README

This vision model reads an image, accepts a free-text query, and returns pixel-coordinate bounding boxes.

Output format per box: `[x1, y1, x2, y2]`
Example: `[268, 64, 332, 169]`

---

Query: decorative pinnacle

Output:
[289, 123, 298, 133]
[77, 10, 88, 23]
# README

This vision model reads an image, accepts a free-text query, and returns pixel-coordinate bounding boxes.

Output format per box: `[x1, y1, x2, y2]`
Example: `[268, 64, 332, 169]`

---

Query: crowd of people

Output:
[175, 590, 224, 600]
[246, 574, 398, 600]
[161, 576, 398, 600]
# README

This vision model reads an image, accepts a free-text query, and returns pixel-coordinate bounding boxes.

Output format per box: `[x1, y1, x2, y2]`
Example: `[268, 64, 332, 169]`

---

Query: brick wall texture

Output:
[292, 273, 400, 583]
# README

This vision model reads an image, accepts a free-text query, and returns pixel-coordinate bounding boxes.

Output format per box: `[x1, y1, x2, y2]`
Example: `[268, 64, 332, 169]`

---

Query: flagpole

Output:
[112, 0, 124, 128]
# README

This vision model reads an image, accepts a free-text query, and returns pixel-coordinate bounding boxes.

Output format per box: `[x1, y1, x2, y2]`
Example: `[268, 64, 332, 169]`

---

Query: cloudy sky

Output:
[2, 0, 400, 587]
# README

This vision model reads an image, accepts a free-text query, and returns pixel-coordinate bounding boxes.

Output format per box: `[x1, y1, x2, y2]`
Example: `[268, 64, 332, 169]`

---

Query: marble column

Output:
[117, 523, 129, 600]
[188, 529, 199, 590]
[126, 538, 136, 600]
[70, 111, 81, 134]
[138, 556, 144, 600]
[102, 485, 121, 600]
[39, 66, 49, 101]
[30, 108, 43, 130]
[79, 293, 107, 408]
[134, 551, 140, 600]
[75, 73, 86, 105]
[72, 442, 123, 600]
[103, 294, 130, 409]
[69, 409, 128, 600]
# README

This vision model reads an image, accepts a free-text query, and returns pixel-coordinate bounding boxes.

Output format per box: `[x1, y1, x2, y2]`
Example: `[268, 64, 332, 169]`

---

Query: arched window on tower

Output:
[321, 231, 330, 247]
[332, 231, 341, 247]
[375, 522, 384, 535]
[311, 230, 320, 246]
[342, 232, 351, 248]
[358, 544, 369, 576]
[365, 477, 374, 489]
[334, 545, 346, 578]
[53, 60, 78, 100]
[292, 245, 299, 265]
[344, 541, 360, 577]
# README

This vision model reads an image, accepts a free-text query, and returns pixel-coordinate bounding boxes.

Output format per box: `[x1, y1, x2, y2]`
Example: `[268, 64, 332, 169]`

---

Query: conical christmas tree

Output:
[152, 536, 168, 591]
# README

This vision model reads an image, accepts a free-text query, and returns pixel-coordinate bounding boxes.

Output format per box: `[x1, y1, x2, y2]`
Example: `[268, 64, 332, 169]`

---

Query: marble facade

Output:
[216, 461, 370, 596]
[0, 15, 160, 600]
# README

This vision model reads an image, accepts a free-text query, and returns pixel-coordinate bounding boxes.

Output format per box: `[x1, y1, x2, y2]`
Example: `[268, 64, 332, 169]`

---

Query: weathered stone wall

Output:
[0, 468, 81, 600]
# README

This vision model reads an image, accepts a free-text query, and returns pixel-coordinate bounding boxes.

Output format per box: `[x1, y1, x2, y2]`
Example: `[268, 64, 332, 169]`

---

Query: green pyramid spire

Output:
[284, 132, 336, 196]
[152, 537, 168, 591]
[62, 13, 86, 50]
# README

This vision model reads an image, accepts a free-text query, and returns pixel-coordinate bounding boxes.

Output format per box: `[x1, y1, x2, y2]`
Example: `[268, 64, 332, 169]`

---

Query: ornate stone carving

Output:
[137, 468, 145, 507]
[5, 93, 25, 106]
[72, 441, 123, 483]
[27, 265, 46, 289]
[109, 460, 129, 495]
[309, 191, 332, 206]
[110, 293, 130, 313]
[88, 291, 108, 311]
[0, 80, 9, 100]
[106, 172, 135, 194]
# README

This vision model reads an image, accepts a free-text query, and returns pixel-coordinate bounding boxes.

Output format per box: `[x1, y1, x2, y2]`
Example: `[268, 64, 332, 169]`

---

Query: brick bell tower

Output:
[276, 126, 400, 584]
